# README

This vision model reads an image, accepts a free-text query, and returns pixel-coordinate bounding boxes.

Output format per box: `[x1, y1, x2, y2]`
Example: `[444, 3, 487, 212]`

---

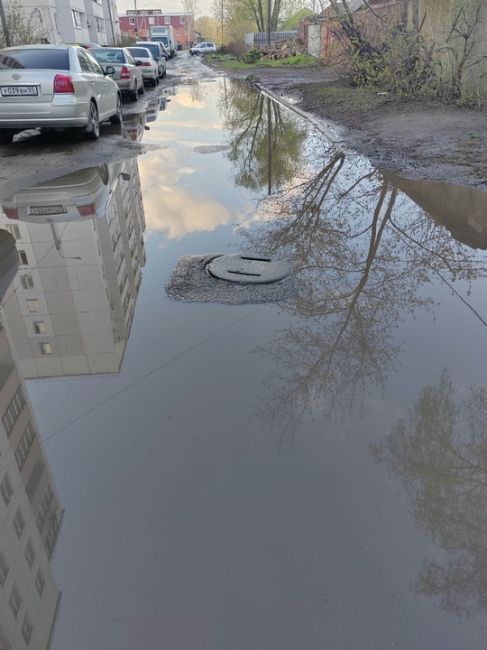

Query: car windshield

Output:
[128, 48, 151, 58]
[91, 49, 125, 64]
[153, 37, 169, 47]
[136, 43, 160, 58]
[0, 49, 69, 70]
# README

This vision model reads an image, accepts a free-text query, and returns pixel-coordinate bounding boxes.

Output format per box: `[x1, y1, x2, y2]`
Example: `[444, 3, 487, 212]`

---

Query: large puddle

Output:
[0, 75, 486, 649]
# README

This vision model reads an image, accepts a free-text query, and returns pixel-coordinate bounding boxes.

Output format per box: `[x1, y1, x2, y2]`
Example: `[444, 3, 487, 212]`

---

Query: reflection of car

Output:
[190, 42, 217, 56]
[91, 47, 144, 101]
[121, 112, 146, 142]
[1, 165, 116, 222]
[126, 48, 159, 87]
[146, 96, 160, 123]
[0, 45, 122, 143]
[135, 42, 166, 77]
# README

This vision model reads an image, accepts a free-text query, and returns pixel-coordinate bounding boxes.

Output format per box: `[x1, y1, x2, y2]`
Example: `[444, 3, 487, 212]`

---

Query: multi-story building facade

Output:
[0, 159, 146, 380]
[119, 9, 195, 47]
[0, 315, 63, 648]
[15, 0, 120, 46]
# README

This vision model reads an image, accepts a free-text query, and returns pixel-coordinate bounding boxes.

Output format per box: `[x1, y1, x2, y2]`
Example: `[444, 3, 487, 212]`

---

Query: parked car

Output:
[190, 42, 217, 56]
[91, 47, 143, 101]
[1, 165, 117, 223]
[0, 45, 122, 144]
[150, 36, 172, 59]
[135, 42, 167, 77]
[126, 47, 159, 87]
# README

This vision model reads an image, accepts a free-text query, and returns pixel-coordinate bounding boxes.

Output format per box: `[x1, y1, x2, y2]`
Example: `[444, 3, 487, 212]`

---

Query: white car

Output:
[190, 42, 217, 56]
[135, 42, 167, 78]
[0, 45, 122, 144]
[127, 47, 159, 87]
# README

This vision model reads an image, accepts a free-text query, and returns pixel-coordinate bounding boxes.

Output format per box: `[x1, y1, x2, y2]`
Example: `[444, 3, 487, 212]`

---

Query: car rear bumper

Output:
[0, 98, 90, 129]
[141, 70, 156, 79]
[116, 79, 133, 91]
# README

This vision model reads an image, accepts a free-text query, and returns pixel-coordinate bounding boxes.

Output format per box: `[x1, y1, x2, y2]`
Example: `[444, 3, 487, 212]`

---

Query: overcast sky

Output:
[116, 0, 214, 17]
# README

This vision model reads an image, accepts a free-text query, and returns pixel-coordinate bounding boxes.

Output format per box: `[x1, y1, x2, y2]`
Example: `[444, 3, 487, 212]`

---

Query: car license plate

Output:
[1, 86, 38, 97]
[29, 205, 67, 215]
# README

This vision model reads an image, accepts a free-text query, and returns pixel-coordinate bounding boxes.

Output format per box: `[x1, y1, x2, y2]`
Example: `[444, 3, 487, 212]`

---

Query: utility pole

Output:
[133, 0, 138, 38]
[0, 0, 11, 47]
[267, 0, 271, 45]
[267, 97, 272, 195]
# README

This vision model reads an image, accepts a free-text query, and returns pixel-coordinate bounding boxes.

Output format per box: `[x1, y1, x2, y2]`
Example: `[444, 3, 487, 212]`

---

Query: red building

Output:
[119, 10, 195, 47]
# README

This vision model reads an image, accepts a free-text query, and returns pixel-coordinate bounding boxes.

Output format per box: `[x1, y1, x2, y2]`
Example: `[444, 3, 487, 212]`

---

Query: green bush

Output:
[243, 49, 262, 64]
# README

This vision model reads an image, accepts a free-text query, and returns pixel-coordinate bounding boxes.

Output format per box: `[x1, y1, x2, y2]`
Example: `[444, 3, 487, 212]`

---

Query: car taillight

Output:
[120, 66, 131, 79]
[77, 203, 97, 216]
[53, 74, 75, 94]
[3, 207, 18, 219]
[141, 61, 151, 67]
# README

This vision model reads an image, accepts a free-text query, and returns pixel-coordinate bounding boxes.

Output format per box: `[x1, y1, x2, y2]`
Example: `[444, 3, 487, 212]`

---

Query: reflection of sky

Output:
[139, 82, 258, 240]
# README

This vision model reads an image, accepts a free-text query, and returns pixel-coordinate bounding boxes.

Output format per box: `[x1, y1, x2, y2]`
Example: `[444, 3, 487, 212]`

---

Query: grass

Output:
[206, 53, 319, 70]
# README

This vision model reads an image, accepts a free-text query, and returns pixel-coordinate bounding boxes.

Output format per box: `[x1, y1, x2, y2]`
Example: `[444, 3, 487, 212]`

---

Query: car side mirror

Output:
[104, 66, 115, 75]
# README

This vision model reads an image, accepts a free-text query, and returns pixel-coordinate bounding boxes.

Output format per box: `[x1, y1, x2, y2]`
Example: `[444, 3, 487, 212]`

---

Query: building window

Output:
[15, 423, 36, 472]
[180, 15, 185, 24]
[20, 274, 34, 289]
[33, 321, 46, 334]
[0, 550, 9, 586]
[54, 12, 59, 32]
[129, 16, 135, 24]
[21, 612, 33, 645]
[26, 299, 39, 313]
[5, 224, 20, 239]
[13, 508, 25, 539]
[2, 386, 25, 437]
[0, 474, 13, 506]
[35, 568, 45, 596]
[24, 540, 36, 570]
[39, 342, 52, 355]
[18, 250, 28, 265]
[96, 17, 104, 32]
[164, 16, 170, 24]
[71, 9, 83, 28]
[8, 584, 22, 618]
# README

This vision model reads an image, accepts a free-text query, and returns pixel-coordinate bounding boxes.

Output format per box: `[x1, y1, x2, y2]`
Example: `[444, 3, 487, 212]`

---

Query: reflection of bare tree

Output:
[246, 144, 487, 439]
[372, 371, 487, 618]
[219, 82, 307, 193]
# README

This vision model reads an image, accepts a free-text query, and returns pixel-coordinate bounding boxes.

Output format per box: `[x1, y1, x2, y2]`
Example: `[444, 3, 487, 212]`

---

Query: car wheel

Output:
[155, 76, 160, 86]
[110, 94, 123, 125]
[0, 130, 15, 145]
[130, 81, 138, 102]
[85, 101, 100, 140]
[152, 77, 157, 87]
[139, 83, 145, 95]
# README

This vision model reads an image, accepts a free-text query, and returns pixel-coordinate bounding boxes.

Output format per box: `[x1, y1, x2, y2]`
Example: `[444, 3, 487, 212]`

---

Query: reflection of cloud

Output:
[139, 154, 230, 239]
[144, 186, 230, 239]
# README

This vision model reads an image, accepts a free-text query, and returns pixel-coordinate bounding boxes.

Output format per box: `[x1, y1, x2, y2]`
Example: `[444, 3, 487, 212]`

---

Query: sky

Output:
[116, 0, 214, 17]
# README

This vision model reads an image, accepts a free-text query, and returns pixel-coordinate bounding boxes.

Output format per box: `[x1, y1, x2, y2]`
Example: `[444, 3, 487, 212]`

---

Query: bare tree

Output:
[182, 0, 198, 47]
[0, 1, 47, 48]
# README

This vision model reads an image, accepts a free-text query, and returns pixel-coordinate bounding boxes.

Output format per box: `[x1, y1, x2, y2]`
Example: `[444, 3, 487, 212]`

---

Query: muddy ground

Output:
[215, 63, 487, 189]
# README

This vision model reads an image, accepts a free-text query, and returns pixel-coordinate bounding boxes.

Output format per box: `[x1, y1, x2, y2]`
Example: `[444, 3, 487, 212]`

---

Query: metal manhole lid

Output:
[207, 254, 291, 284]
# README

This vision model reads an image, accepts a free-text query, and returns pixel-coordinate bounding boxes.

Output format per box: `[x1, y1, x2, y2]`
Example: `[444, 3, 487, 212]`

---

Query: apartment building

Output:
[15, 0, 121, 46]
[0, 159, 146, 380]
[0, 324, 63, 648]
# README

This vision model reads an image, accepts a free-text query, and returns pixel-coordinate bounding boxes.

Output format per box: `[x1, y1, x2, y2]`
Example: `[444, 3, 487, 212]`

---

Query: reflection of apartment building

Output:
[0, 159, 146, 380]
[0, 325, 63, 648]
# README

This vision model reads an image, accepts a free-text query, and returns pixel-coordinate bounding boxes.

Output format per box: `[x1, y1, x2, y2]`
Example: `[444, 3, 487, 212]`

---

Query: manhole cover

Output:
[207, 255, 291, 284]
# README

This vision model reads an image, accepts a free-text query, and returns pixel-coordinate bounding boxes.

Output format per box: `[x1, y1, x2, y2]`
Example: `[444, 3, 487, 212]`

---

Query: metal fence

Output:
[246, 31, 298, 47]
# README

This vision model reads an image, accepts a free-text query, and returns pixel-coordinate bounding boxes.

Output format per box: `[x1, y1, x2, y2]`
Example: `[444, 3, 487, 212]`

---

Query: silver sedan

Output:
[0, 44, 122, 144]
[91, 47, 144, 102]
